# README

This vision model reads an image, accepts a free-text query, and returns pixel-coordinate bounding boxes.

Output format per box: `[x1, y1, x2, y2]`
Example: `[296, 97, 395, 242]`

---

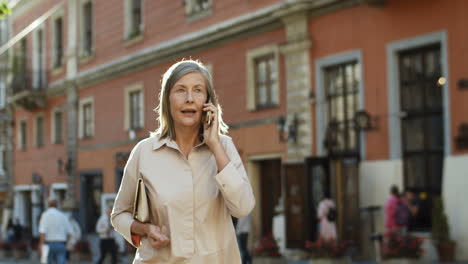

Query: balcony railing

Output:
[11, 70, 48, 110]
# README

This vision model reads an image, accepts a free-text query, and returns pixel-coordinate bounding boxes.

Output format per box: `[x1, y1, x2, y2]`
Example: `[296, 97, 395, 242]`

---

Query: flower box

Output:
[381, 258, 422, 264]
[381, 232, 424, 260]
[252, 256, 287, 264]
[12, 248, 28, 259]
[309, 258, 350, 264]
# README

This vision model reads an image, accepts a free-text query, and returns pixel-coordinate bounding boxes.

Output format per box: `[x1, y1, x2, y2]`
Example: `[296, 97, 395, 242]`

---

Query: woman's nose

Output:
[185, 91, 194, 103]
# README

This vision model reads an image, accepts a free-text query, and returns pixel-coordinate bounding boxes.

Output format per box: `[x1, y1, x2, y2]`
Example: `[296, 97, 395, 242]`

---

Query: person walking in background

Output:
[385, 185, 402, 232]
[236, 214, 252, 264]
[402, 188, 420, 232]
[96, 207, 117, 264]
[38, 198, 73, 264]
[317, 194, 337, 241]
[66, 213, 82, 260]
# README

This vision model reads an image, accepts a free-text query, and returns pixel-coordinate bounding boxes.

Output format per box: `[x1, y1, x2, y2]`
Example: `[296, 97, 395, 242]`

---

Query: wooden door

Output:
[285, 163, 306, 248]
[259, 159, 282, 236]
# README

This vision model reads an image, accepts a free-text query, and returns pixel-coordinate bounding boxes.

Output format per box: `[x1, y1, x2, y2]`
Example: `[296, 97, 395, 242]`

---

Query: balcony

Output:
[11, 70, 47, 111]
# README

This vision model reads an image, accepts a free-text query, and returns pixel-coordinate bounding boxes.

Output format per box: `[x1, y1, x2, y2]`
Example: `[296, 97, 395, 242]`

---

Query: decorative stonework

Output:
[280, 11, 312, 163]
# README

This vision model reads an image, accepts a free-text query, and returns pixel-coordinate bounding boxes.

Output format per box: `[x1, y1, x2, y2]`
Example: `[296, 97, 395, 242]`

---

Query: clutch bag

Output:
[133, 178, 150, 223]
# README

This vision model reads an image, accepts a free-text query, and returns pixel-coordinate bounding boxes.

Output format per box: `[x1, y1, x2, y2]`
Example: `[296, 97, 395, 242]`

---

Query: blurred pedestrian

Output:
[384, 185, 403, 232]
[317, 194, 337, 240]
[96, 207, 117, 264]
[13, 218, 22, 242]
[66, 213, 82, 260]
[38, 198, 73, 264]
[236, 214, 252, 264]
[402, 188, 420, 232]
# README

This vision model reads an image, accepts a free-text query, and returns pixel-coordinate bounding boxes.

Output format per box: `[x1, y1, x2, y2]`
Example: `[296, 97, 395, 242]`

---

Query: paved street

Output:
[1, 257, 468, 264]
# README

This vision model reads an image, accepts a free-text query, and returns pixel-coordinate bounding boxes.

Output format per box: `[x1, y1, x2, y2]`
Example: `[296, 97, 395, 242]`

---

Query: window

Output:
[33, 28, 45, 88]
[186, 0, 211, 14]
[246, 45, 280, 110]
[124, 83, 144, 130]
[79, 97, 94, 138]
[19, 38, 27, 72]
[130, 91, 142, 129]
[399, 45, 443, 231]
[52, 109, 63, 144]
[83, 103, 93, 137]
[18, 120, 27, 150]
[324, 62, 360, 155]
[131, 0, 142, 36]
[0, 146, 5, 177]
[53, 17, 64, 68]
[35, 115, 45, 148]
[124, 0, 143, 39]
[81, 1, 93, 56]
[254, 54, 278, 108]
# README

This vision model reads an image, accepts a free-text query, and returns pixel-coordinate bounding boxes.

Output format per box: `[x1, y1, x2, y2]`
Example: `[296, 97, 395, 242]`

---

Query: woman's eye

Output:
[176, 89, 185, 93]
[195, 88, 202, 93]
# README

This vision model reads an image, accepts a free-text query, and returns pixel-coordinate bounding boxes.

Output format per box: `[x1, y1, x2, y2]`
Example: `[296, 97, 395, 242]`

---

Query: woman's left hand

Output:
[203, 103, 220, 149]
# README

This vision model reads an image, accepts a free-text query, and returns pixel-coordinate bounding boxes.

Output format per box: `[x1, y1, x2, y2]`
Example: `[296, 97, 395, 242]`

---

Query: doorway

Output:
[80, 171, 103, 233]
[398, 44, 443, 231]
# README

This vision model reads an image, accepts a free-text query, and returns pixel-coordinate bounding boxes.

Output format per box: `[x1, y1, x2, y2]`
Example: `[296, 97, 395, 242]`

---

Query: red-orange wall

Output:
[309, 0, 468, 159]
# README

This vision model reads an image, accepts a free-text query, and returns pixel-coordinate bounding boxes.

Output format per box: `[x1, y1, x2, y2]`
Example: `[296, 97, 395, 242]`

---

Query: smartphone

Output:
[204, 99, 213, 126]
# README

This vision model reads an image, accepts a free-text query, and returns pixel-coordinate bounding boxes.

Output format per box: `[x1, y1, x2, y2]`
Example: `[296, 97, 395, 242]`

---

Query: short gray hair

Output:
[153, 59, 228, 139]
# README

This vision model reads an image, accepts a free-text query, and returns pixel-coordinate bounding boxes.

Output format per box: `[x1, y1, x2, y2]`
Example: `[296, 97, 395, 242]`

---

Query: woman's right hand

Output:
[146, 224, 170, 249]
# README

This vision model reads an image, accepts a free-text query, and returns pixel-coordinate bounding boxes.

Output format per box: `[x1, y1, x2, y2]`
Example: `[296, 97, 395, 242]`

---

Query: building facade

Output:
[6, 0, 468, 261]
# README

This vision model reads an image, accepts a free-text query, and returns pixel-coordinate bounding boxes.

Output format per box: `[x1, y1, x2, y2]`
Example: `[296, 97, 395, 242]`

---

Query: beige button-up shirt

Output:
[111, 134, 255, 264]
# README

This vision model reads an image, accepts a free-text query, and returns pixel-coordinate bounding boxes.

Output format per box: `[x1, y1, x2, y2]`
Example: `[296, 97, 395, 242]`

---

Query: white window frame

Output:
[79, 0, 95, 57]
[246, 45, 281, 111]
[50, 8, 65, 70]
[17, 118, 27, 151]
[387, 31, 451, 159]
[32, 24, 46, 89]
[124, 82, 144, 131]
[315, 50, 366, 160]
[34, 113, 45, 148]
[123, 0, 144, 40]
[79, 97, 95, 138]
[51, 107, 64, 144]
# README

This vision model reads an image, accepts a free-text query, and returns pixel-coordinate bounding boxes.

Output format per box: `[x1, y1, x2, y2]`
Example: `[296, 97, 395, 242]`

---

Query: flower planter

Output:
[252, 256, 287, 264]
[381, 258, 422, 264]
[12, 249, 28, 259]
[71, 251, 92, 262]
[0, 249, 12, 258]
[308, 258, 350, 264]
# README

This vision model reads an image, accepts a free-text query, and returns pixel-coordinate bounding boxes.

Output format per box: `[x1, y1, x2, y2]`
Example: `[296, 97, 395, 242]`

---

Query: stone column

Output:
[62, 0, 79, 212]
[31, 188, 42, 237]
[280, 11, 313, 163]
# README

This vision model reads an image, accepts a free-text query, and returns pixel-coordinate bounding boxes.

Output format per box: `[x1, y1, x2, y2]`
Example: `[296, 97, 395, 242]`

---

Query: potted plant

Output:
[11, 241, 28, 259]
[72, 240, 92, 261]
[252, 233, 286, 264]
[432, 197, 456, 262]
[304, 239, 351, 264]
[381, 231, 424, 264]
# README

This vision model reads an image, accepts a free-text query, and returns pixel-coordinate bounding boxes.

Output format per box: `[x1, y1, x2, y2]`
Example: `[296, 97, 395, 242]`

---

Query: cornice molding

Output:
[49, 0, 353, 91]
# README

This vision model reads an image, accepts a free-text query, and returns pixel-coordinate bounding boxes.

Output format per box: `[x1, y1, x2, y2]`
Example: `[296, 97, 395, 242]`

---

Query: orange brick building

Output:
[7, 0, 468, 261]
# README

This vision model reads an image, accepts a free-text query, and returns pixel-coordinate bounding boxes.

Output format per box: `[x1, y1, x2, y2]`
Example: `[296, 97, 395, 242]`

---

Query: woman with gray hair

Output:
[111, 60, 255, 263]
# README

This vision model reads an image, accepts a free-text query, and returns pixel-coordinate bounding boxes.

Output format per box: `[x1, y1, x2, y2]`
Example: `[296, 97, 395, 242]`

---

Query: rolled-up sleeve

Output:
[111, 142, 140, 247]
[215, 137, 255, 218]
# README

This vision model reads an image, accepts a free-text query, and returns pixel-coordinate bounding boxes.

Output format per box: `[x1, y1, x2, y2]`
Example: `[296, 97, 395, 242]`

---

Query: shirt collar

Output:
[152, 134, 206, 151]
[152, 135, 171, 150]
